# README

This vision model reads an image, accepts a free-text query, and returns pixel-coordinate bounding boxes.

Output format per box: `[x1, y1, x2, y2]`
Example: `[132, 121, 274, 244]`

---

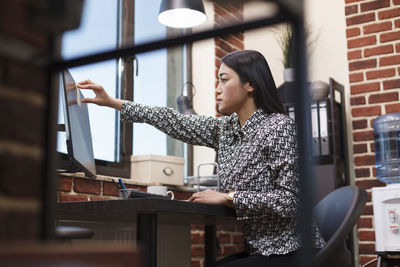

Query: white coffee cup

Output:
[147, 186, 174, 199]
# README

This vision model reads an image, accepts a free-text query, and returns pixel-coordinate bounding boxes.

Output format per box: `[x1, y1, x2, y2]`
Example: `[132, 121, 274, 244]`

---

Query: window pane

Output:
[62, 0, 119, 58]
[133, 0, 184, 157]
[133, 50, 168, 155]
[57, 0, 119, 162]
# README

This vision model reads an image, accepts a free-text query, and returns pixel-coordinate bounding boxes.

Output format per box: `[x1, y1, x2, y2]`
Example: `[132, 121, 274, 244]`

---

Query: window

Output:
[59, 0, 119, 162]
[57, 0, 188, 177]
[133, 0, 185, 158]
[57, 0, 130, 177]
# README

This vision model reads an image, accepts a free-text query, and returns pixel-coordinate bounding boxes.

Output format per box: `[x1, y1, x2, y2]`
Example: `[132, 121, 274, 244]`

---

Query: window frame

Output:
[57, 0, 133, 178]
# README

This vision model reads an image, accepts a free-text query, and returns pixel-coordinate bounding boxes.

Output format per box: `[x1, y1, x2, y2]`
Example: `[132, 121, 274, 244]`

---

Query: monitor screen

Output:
[60, 69, 97, 178]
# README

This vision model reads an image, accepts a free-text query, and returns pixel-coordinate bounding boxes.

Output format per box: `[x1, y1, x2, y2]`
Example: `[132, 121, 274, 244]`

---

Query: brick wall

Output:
[214, 2, 245, 117]
[57, 174, 244, 267]
[0, 0, 51, 239]
[345, 0, 400, 265]
[191, 224, 244, 267]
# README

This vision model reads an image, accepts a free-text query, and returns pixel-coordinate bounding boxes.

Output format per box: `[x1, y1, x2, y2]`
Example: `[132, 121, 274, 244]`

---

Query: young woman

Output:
[78, 50, 325, 266]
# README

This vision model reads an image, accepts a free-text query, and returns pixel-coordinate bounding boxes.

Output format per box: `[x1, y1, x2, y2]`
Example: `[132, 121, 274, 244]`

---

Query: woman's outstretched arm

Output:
[77, 79, 226, 149]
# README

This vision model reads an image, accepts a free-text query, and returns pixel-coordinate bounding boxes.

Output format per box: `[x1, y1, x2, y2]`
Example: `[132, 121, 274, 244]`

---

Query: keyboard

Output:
[126, 190, 170, 199]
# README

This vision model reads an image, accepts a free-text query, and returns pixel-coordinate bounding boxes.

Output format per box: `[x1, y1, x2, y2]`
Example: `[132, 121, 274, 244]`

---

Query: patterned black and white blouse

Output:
[121, 101, 325, 257]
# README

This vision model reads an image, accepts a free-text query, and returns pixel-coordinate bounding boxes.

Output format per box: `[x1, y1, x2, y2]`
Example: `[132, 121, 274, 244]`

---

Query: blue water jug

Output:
[373, 112, 400, 184]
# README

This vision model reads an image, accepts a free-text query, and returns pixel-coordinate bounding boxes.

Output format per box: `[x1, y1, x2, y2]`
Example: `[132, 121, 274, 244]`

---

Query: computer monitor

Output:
[60, 69, 97, 178]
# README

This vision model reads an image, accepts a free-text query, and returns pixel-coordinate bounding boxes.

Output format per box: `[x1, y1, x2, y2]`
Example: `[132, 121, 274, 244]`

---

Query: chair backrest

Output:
[313, 186, 367, 266]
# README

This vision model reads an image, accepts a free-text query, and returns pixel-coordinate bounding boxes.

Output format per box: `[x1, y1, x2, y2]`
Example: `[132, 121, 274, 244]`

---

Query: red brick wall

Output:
[214, 2, 244, 117]
[213, 2, 245, 75]
[57, 175, 193, 202]
[345, 0, 400, 265]
[57, 175, 244, 267]
[191, 224, 244, 267]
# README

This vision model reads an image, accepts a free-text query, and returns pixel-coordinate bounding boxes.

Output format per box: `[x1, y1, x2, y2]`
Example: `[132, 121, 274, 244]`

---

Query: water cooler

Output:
[373, 184, 400, 252]
[372, 112, 400, 253]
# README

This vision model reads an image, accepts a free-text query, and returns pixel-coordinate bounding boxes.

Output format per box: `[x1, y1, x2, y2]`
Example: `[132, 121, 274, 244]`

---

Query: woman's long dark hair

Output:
[221, 50, 287, 115]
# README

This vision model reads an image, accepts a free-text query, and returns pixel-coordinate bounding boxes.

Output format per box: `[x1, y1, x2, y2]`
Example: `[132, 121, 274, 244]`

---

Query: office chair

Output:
[313, 185, 367, 267]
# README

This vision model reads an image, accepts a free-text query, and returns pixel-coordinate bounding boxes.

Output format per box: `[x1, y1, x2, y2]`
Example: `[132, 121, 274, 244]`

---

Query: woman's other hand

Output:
[77, 79, 123, 110]
[188, 189, 233, 207]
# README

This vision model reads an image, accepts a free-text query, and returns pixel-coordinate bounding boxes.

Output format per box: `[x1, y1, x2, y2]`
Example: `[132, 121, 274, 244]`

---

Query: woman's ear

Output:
[246, 82, 255, 93]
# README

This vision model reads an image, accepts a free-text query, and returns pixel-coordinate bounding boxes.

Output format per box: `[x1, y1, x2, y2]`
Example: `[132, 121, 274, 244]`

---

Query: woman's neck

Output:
[237, 101, 258, 127]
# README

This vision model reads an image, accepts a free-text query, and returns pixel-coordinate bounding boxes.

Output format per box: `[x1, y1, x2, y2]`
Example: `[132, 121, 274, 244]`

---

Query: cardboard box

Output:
[130, 154, 185, 185]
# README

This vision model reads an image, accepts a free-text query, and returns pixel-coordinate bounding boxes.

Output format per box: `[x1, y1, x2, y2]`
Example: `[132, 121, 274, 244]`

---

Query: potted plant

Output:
[277, 24, 295, 82]
[276, 24, 314, 82]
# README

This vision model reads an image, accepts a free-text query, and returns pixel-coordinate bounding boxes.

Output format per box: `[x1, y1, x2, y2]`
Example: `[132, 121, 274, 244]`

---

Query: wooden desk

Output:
[56, 198, 236, 267]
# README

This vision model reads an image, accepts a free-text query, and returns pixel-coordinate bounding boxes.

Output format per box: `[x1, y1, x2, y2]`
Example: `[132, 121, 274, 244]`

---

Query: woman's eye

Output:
[220, 78, 227, 83]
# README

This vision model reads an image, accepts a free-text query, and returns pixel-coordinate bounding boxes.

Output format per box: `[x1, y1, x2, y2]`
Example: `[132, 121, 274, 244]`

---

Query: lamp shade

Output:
[158, 0, 207, 28]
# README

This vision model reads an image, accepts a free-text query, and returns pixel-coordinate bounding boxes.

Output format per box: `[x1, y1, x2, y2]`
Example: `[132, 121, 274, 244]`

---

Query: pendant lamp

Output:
[158, 0, 207, 28]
